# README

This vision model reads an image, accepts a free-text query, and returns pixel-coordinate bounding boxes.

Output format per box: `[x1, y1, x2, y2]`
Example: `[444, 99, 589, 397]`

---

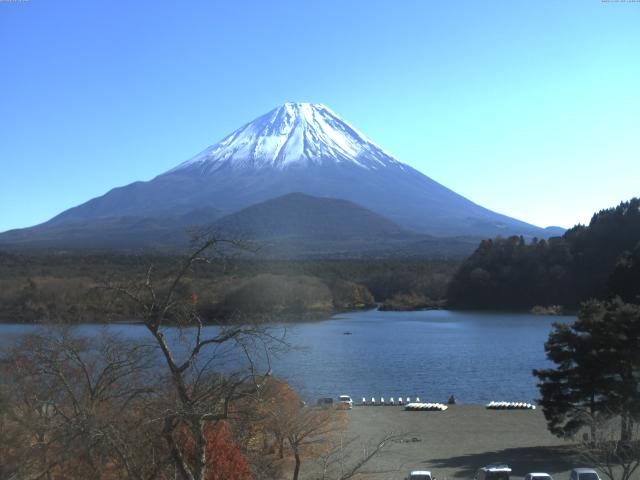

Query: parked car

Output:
[407, 470, 433, 480]
[570, 469, 601, 480]
[475, 464, 512, 480]
[338, 395, 353, 409]
[525, 473, 554, 480]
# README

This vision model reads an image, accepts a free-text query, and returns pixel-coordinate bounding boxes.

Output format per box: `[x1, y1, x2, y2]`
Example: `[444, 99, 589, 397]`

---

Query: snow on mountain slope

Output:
[169, 103, 408, 173]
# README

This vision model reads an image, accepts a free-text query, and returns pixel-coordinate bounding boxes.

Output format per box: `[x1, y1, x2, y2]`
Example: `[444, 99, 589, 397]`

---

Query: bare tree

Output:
[314, 432, 403, 480]
[286, 406, 341, 480]
[104, 233, 282, 480]
[1, 233, 284, 480]
[253, 377, 345, 480]
[1, 329, 163, 480]
[579, 415, 640, 480]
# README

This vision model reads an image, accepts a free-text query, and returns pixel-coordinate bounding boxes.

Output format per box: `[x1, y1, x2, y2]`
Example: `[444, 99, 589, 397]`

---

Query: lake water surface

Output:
[0, 309, 573, 404]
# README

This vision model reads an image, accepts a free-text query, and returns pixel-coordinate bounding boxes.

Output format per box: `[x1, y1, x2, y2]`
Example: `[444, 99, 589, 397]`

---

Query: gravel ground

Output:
[308, 405, 588, 480]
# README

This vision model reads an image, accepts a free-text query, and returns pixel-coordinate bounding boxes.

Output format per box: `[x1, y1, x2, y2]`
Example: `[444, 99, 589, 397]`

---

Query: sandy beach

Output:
[304, 405, 630, 480]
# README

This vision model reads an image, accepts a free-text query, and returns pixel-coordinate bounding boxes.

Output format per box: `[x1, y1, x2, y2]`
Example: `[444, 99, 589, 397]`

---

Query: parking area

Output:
[328, 405, 584, 480]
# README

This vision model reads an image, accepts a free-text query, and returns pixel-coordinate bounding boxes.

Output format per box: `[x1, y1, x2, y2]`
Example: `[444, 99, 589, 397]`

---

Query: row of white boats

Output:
[486, 401, 536, 410]
[356, 398, 536, 410]
[405, 402, 449, 411]
[360, 396, 423, 406]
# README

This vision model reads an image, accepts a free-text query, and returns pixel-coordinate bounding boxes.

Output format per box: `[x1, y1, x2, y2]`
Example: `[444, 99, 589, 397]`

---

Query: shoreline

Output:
[0, 305, 576, 326]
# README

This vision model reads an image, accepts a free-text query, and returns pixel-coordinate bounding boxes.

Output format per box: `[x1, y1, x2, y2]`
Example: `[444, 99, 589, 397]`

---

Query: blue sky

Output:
[1, 0, 639, 232]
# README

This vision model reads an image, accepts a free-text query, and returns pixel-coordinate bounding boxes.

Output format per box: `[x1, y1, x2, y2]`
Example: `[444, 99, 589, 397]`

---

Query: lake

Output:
[0, 309, 573, 404]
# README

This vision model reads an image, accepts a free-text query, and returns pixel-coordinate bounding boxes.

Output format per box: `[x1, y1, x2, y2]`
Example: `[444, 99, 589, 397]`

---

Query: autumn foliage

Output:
[0, 238, 353, 480]
[176, 421, 254, 480]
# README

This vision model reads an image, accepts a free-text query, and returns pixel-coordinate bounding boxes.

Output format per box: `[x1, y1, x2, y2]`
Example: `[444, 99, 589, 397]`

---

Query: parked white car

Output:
[407, 470, 433, 480]
[338, 395, 353, 409]
[475, 464, 512, 480]
[525, 473, 554, 480]
[570, 469, 601, 480]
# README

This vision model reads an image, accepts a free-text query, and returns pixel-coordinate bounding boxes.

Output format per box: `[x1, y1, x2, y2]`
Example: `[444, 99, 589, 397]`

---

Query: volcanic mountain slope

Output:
[0, 208, 221, 250]
[0, 102, 562, 251]
[215, 192, 408, 239]
[0, 193, 480, 257]
[212, 193, 484, 258]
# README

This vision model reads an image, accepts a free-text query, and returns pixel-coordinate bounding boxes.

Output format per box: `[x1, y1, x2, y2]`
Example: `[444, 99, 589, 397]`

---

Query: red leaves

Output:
[176, 421, 254, 480]
[204, 422, 253, 480]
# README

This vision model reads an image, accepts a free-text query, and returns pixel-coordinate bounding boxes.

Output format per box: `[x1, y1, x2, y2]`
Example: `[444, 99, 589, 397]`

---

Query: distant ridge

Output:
[214, 192, 410, 240]
[209, 193, 480, 258]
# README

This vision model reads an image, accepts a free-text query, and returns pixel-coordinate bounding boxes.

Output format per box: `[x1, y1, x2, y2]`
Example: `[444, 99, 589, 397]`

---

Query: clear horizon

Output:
[1, 0, 639, 232]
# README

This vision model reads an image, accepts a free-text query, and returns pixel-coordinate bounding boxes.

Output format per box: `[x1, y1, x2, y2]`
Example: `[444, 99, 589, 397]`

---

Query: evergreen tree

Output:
[448, 197, 640, 309]
[609, 244, 640, 303]
[534, 299, 640, 441]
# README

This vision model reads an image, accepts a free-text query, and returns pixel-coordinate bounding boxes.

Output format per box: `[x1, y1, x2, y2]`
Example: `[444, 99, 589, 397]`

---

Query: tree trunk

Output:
[194, 419, 207, 480]
[292, 450, 301, 480]
[621, 412, 631, 443]
[590, 394, 596, 442]
[289, 439, 302, 480]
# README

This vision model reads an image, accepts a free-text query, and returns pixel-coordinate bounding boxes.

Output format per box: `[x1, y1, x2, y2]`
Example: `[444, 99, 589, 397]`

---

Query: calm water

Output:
[0, 310, 573, 404]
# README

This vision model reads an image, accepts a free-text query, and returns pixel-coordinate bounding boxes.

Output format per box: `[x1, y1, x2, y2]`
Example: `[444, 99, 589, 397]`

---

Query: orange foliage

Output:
[250, 378, 346, 463]
[177, 421, 254, 480]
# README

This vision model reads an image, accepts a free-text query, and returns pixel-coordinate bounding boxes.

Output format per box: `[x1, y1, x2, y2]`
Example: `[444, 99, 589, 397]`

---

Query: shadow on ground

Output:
[426, 445, 577, 478]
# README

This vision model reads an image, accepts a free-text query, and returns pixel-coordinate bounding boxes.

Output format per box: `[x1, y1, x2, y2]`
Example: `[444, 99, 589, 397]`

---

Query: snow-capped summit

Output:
[169, 102, 407, 173]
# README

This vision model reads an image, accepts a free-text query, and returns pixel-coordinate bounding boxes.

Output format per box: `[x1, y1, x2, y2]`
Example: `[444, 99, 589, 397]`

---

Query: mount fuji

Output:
[0, 102, 562, 253]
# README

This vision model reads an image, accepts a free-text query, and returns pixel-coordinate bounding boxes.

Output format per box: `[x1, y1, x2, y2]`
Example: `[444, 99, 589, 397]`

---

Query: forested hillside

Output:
[447, 198, 640, 309]
[0, 253, 457, 323]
